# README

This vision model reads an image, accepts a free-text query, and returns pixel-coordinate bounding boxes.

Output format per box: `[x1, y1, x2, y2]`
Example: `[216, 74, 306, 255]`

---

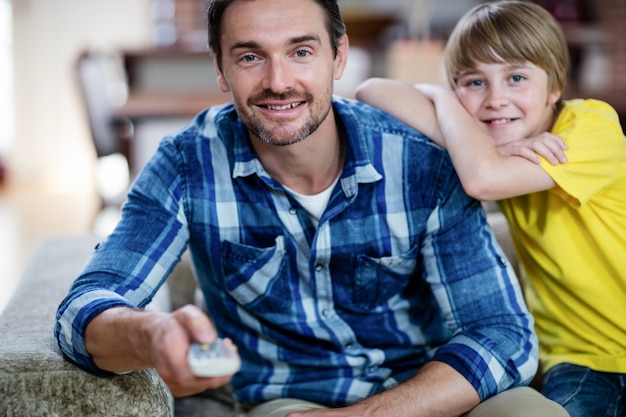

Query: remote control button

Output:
[188, 338, 241, 377]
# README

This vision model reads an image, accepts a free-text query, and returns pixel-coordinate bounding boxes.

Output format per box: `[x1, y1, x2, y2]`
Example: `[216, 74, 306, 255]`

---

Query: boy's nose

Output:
[485, 86, 510, 109]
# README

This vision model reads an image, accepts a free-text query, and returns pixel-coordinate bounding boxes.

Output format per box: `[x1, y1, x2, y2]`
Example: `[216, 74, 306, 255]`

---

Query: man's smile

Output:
[261, 102, 306, 111]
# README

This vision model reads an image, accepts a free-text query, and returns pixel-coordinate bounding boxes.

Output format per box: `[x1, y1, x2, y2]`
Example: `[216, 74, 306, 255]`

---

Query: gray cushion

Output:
[0, 236, 173, 417]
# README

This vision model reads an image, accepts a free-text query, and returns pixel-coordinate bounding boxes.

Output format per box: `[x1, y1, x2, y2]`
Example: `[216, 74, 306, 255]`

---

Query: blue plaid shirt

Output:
[55, 97, 537, 406]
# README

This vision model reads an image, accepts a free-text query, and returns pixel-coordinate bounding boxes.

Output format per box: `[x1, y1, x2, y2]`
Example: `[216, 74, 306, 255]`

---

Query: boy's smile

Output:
[454, 61, 561, 146]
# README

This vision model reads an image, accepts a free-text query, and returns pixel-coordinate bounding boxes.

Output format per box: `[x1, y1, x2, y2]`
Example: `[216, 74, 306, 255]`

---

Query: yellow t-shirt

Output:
[498, 99, 626, 374]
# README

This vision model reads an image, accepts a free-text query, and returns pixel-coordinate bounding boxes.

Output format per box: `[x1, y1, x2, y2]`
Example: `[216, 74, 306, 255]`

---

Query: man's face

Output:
[214, 0, 348, 147]
[454, 61, 561, 146]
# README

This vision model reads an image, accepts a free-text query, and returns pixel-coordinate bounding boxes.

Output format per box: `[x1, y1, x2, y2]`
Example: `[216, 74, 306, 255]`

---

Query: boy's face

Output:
[454, 61, 561, 146]
[214, 0, 348, 147]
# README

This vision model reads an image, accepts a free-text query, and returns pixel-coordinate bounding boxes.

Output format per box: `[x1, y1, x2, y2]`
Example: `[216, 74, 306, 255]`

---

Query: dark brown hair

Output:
[207, 0, 346, 71]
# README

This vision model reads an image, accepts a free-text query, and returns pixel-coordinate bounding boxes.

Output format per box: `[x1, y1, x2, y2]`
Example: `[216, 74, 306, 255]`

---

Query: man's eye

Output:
[294, 49, 311, 58]
[242, 54, 257, 62]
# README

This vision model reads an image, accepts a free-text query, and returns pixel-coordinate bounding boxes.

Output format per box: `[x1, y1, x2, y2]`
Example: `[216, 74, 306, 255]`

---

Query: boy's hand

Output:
[497, 132, 568, 165]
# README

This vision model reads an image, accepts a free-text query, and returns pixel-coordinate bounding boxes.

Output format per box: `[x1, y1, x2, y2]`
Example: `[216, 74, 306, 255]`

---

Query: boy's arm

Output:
[416, 84, 559, 201]
[355, 78, 445, 146]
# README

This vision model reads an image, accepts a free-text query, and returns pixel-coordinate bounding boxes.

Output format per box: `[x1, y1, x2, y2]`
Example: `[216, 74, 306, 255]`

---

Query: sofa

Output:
[0, 205, 519, 416]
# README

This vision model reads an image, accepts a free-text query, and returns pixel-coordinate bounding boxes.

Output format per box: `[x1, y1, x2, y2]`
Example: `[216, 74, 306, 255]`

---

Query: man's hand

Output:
[496, 132, 568, 165]
[144, 305, 237, 397]
[286, 402, 370, 417]
[287, 406, 363, 417]
[86, 304, 239, 397]
[286, 362, 478, 417]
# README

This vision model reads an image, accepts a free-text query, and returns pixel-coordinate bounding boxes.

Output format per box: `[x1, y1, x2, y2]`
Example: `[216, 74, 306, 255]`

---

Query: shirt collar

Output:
[219, 97, 382, 196]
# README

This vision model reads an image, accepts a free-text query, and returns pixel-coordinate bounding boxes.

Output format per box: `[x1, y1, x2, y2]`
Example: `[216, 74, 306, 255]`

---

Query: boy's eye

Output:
[510, 74, 525, 82]
[466, 79, 484, 87]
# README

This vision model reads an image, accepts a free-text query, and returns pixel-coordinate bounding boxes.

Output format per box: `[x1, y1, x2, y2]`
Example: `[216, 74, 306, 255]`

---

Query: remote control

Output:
[188, 338, 241, 377]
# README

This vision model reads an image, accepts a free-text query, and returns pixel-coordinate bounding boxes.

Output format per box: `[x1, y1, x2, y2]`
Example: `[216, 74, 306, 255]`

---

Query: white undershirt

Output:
[284, 175, 340, 227]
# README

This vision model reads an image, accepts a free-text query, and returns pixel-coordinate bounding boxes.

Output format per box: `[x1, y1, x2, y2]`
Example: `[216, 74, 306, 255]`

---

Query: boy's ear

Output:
[548, 89, 562, 106]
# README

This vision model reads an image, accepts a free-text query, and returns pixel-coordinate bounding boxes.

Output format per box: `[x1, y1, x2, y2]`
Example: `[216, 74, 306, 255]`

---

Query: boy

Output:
[356, 1, 626, 416]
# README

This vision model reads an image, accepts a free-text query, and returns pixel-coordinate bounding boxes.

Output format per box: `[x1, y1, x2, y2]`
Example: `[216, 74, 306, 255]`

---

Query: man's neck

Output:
[251, 124, 344, 196]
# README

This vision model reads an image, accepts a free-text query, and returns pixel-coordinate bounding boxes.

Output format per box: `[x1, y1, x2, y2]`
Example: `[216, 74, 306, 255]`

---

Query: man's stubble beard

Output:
[238, 88, 333, 147]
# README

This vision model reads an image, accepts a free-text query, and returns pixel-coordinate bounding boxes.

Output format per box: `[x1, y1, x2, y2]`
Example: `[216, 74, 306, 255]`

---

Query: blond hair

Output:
[444, 1, 569, 100]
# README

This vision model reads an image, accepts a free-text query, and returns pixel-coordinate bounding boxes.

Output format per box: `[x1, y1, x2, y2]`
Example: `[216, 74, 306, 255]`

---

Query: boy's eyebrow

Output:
[506, 63, 533, 71]
[229, 34, 322, 54]
[457, 68, 480, 78]
[457, 62, 533, 77]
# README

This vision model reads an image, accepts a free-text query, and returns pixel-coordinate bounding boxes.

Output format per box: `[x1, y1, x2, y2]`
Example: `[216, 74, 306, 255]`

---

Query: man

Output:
[55, 0, 567, 416]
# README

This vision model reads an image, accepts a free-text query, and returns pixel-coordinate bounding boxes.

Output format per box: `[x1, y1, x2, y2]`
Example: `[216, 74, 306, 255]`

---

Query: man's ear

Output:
[333, 34, 349, 81]
[213, 57, 230, 93]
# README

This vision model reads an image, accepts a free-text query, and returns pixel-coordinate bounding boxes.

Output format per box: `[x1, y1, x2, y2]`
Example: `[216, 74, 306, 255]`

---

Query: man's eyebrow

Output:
[290, 34, 322, 45]
[228, 34, 322, 54]
[229, 41, 261, 54]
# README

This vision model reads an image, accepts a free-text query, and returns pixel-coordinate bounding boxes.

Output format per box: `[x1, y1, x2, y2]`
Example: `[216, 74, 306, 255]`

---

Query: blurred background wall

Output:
[8, 0, 151, 190]
[0, 0, 152, 313]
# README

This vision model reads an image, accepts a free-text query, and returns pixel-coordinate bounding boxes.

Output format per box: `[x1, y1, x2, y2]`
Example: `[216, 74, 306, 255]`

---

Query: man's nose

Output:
[262, 57, 294, 93]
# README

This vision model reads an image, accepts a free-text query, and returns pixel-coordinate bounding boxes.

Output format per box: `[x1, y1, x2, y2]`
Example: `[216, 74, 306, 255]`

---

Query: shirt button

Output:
[315, 264, 323, 272]
[368, 365, 378, 373]
[289, 208, 297, 215]
[322, 308, 332, 318]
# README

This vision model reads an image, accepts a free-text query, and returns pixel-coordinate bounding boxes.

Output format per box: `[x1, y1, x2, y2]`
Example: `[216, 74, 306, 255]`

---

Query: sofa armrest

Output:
[0, 236, 173, 417]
